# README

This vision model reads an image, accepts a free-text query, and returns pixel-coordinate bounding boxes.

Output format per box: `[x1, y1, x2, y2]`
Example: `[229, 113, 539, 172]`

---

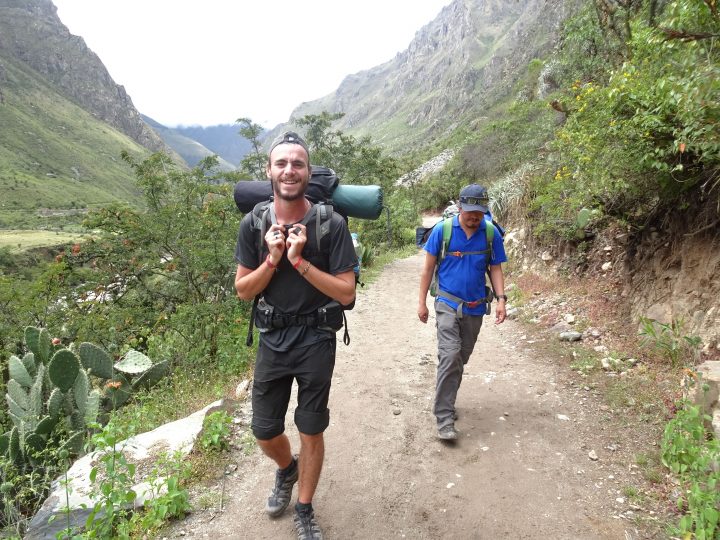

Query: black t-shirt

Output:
[235, 202, 357, 351]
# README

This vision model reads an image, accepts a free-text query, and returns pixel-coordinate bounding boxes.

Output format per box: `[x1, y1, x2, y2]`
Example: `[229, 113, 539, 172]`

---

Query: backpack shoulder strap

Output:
[252, 200, 276, 266]
[485, 220, 495, 264]
[441, 218, 453, 261]
[299, 203, 334, 251]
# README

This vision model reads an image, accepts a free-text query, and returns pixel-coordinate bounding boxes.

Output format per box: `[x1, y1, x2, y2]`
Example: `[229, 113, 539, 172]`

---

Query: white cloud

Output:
[52, 0, 452, 128]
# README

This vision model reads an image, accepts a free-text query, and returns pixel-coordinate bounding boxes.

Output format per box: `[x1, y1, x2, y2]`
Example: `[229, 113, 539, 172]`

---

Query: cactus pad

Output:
[24, 433, 46, 453]
[85, 390, 100, 426]
[24, 326, 40, 356]
[22, 352, 37, 378]
[9, 427, 21, 464]
[47, 388, 64, 418]
[114, 349, 152, 375]
[60, 432, 84, 456]
[79, 342, 114, 379]
[0, 432, 8, 455]
[131, 359, 169, 391]
[35, 416, 57, 436]
[48, 349, 81, 392]
[37, 328, 51, 363]
[7, 380, 29, 413]
[73, 369, 90, 417]
[9, 356, 33, 388]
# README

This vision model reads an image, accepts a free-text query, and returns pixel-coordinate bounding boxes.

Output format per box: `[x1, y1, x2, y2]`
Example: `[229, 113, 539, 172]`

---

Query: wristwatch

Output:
[495, 294, 508, 301]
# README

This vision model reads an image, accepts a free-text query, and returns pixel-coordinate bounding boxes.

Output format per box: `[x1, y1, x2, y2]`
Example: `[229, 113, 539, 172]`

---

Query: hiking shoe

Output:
[294, 507, 324, 540]
[265, 456, 298, 517]
[437, 424, 458, 441]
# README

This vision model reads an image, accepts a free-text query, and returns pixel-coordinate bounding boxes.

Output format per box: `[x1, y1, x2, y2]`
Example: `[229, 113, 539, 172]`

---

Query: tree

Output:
[236, 117, 266, 180]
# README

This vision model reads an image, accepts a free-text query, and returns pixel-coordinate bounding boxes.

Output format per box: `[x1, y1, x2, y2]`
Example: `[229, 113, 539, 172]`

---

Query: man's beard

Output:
[271, 176, 306, 201]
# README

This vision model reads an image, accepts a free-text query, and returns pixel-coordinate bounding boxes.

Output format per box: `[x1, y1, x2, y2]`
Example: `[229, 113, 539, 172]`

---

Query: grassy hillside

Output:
[0, 54, 150, 229]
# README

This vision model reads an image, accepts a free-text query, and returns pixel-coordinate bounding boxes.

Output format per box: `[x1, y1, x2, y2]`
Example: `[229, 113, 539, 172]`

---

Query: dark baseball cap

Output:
[459, 184, 490, 213]
[269, 131, 310, 159]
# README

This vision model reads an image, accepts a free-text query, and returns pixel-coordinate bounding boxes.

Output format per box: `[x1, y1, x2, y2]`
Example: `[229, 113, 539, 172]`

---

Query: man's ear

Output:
[266, 163, 272, 179]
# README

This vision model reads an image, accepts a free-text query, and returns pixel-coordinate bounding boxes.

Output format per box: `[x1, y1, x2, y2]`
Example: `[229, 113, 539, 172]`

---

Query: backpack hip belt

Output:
[254, 298, 350, 344]
[436, 289, 494, 319]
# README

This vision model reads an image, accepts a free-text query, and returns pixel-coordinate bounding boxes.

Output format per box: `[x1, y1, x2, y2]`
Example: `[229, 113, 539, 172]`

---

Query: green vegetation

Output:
[199, 411, 233, 453]
[662, 394, 720, 539]
[0, 55, 148, 230]
[530, 0, 719, 240]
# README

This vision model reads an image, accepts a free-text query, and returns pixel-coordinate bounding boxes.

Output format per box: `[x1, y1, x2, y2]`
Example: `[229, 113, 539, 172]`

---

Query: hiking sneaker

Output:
[437, 424, 458, 441]
[265, 456, 298, 517]
[294, 506, 324, 540]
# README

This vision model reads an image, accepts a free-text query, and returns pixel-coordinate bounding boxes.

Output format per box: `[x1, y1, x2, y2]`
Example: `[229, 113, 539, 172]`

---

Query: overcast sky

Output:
[52, 0, 453, 129]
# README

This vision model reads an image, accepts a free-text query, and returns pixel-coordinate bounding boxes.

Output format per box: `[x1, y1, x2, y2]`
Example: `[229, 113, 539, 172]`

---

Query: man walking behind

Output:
[417, 184, 508, 441]
[234, 132, 357, 539]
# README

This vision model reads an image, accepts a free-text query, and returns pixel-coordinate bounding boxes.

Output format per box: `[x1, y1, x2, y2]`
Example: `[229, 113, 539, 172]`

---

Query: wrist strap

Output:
[293, 257, 304, 270]
[265, 254, 277, 269]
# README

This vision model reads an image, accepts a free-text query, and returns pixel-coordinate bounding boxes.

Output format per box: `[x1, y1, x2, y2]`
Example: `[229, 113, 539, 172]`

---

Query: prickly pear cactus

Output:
[114, 349, 152, 375]
[48, 349, 81, 393]
[78, 342, 114, 379]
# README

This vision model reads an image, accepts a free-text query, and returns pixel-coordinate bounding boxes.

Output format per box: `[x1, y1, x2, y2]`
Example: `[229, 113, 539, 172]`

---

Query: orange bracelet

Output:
[292, 257, 304, 270]
[265, 255, 277, 269]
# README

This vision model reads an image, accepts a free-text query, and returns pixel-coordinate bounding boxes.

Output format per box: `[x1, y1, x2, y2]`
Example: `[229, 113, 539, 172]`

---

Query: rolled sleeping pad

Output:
[332, 184, 383, 220]
[233, 181, 384, 220]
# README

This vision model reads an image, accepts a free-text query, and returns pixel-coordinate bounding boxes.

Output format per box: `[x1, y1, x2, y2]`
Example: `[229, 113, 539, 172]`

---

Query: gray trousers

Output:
[434, 301, 484, 428]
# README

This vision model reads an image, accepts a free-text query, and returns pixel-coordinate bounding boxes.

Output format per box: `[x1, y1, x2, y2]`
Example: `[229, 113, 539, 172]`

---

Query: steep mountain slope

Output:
[0, 0, 194, 228]
[279, 0, 576, 152]
[0, 0, 165, 152]
[0, 53, 149, 228]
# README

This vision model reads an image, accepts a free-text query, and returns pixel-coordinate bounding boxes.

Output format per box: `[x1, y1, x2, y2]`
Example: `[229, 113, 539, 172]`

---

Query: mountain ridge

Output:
[271, 0, 575, 152]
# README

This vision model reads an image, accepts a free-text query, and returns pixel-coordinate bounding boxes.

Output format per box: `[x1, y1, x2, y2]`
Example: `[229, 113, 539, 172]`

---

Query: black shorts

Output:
[251, 338, 336, 440]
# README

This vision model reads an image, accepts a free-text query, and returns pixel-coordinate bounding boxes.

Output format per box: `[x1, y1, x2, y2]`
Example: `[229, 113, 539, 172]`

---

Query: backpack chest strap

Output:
[445, 248, 490, 258]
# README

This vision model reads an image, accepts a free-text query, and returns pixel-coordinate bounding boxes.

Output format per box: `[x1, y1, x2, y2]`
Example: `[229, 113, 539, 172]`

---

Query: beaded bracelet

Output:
[300, 261, 311, 276]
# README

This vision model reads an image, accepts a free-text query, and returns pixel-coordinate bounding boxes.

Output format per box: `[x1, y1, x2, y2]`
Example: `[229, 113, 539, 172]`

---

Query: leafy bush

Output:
[533, 0, 720, 240]
[662, 396, 720, 540]
[200, 411, 233, 453]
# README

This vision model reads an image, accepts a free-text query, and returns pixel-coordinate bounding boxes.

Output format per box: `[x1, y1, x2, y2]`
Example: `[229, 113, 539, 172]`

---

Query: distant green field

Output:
[0, 229, 91, 252]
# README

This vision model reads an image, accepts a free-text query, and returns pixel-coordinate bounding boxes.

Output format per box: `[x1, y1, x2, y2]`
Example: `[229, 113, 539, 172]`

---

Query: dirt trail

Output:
[169, 251, 649, 539]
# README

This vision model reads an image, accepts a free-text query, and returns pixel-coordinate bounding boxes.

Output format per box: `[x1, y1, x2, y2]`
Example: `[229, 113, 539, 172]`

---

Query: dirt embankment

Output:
[164, 249, 669, 540]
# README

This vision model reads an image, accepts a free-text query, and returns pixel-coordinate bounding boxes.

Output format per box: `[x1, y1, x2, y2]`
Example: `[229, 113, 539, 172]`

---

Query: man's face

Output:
[458, 207, 485, 230]
[266, 144, 311, 202]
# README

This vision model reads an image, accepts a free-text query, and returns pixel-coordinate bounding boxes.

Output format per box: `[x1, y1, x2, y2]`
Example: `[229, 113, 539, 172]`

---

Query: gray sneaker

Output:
[265, 456, 298, 517]
[437, 424, 458, 440]
[294, 507, 324, 540]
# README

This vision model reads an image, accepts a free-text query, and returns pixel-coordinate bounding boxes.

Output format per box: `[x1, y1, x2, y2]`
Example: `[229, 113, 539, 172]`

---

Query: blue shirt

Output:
[424, 215, 507, 316]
